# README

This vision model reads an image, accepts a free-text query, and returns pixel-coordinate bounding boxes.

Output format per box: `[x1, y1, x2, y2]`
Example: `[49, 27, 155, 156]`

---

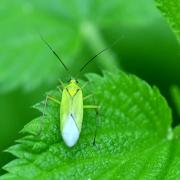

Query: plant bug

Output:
[41, 36, 110, 147]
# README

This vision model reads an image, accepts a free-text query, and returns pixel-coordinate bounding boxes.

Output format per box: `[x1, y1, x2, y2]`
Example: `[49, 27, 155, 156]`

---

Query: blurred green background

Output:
[0, 0, 180, 175]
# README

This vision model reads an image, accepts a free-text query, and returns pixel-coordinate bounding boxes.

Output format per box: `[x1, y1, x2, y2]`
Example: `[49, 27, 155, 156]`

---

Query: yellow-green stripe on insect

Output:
[41, 36, 108, 147]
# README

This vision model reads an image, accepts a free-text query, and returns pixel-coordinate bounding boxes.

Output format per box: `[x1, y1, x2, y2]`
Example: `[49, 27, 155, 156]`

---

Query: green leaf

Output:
[171, 86, 180, 117]
[1, 71, 180, 179]
[155, 0, 180, 42]
[0, 0, 161, 92]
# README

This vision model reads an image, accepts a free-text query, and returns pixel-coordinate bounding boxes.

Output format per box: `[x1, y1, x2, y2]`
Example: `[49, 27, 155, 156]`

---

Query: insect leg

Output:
[35, 95, 61, 137]
[83, 107, 100, 143]
[57, 86, 62, 92]
[84, 105, 100, 146]
[83, 81, 100, 146]
[58, 79, 65, 88]
[57, 79, 65, 92]
[46, 95, 61, 105]
[93, 106, 100, 146]
[81, 80, 92, 89]
[43, 95, 61, 117]
[83, 94, 93, 100]
[83, 105, 100, 108]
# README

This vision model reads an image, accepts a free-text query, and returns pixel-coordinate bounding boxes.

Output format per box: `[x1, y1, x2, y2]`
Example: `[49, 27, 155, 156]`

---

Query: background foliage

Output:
[0, 0, 180, 177]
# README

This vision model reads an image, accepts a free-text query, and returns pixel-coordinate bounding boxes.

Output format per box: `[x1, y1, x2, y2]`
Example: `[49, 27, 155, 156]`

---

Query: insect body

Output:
[60, 79, 83, 147]
[41, 36, 109, 147]
[46, 79, 97, 147]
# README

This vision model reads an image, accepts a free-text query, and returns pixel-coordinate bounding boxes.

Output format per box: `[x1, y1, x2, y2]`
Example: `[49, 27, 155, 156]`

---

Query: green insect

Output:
[41, 37, 108, 147]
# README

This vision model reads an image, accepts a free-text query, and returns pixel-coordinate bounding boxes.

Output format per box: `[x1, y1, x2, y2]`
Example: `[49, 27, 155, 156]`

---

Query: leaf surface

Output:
[156, 0, 180, 42]
[1, 71, 180, 179]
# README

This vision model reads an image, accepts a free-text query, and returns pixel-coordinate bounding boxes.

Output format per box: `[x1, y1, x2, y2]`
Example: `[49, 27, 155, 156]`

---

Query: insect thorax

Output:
[66, 80, 81, 97]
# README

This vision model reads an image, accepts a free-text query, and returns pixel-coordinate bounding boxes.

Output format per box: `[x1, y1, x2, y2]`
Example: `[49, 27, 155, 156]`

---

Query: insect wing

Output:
[60, 89, 83, 147]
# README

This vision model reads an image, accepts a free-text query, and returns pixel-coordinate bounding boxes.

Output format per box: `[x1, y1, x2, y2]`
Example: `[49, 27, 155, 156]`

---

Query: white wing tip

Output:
[62, 115, 80, 147]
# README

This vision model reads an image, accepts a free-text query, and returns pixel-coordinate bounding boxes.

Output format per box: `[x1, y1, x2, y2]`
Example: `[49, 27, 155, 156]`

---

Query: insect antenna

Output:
[40, 34, 70, 73]
[75, 39, 119, 78]
[79, 47, 109, 73]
